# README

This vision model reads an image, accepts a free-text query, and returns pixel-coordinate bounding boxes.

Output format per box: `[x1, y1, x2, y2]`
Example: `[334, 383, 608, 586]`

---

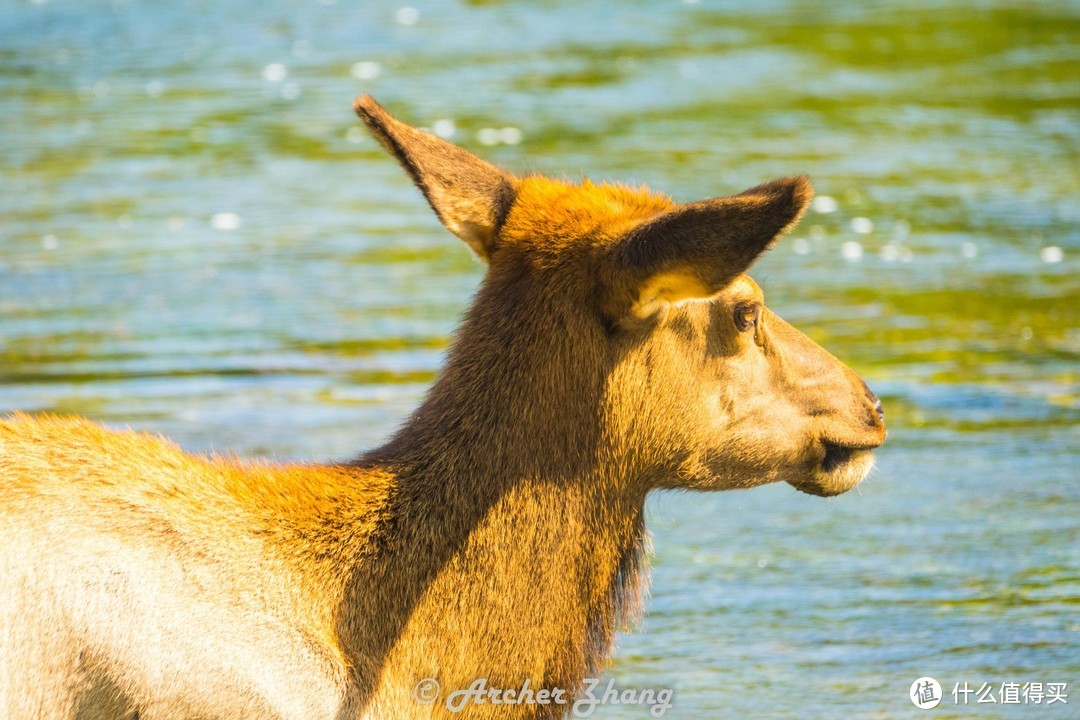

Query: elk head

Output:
[355, 95, 886, 498]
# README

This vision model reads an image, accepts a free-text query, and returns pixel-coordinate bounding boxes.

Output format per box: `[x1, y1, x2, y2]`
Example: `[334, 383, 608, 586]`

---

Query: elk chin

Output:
[790, 445, 876, 497]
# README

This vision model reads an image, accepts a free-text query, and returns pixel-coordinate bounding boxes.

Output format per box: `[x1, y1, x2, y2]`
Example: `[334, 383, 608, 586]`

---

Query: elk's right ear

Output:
[354, 95, 517, 261]
[603, 176, 813, 320]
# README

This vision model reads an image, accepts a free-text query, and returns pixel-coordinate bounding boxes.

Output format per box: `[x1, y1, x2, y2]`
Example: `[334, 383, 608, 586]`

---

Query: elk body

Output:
[0, 97, 886, 719]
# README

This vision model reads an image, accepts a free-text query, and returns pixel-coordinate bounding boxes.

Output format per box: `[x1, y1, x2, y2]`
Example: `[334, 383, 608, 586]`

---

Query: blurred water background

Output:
[2, 0, 1078, 717]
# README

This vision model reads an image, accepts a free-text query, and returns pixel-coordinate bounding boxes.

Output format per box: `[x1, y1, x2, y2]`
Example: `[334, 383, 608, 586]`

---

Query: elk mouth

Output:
[789, 441, 876, 497]
[821, 442, 856, 473]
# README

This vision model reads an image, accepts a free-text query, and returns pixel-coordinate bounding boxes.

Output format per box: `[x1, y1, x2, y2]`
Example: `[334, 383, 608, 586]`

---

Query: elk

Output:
[0, 96, 886, 719]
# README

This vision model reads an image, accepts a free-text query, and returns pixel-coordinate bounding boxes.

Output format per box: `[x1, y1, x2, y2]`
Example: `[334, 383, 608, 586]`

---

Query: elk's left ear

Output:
[354, 95, 517, 261]
[603, 176, 813, 319]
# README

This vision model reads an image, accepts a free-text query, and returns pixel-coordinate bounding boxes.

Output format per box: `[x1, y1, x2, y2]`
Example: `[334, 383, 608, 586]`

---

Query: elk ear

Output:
[354, 95, 517, 261]
[604, 177, 813, 319]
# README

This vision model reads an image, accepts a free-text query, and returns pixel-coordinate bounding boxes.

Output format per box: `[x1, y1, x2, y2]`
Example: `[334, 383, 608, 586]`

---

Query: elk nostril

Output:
[863, 383, 884, 422]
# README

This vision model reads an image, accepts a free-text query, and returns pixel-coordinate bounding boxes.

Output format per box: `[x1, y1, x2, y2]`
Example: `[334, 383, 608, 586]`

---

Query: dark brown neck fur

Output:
[335, 260, 648, 715]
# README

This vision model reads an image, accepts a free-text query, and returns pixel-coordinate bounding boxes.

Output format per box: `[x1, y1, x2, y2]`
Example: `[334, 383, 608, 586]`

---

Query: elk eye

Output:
[734, 303, 760, 332]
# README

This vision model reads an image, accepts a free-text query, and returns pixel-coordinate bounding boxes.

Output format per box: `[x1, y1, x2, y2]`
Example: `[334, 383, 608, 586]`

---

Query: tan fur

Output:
[0, 96, 886, 719]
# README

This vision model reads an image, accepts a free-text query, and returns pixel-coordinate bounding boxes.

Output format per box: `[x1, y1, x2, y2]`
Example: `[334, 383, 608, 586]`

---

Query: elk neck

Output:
[331, 265, 651, 702]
